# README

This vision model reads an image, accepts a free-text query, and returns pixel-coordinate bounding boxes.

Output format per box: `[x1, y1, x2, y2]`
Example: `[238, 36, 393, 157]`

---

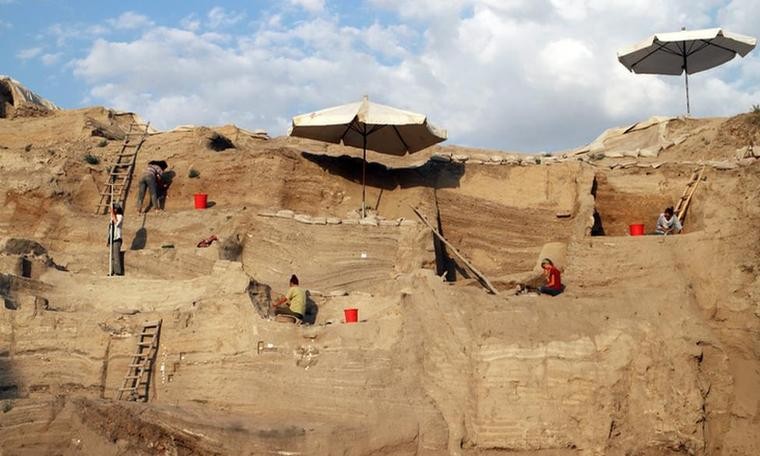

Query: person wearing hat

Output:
[273, 274, 306, 320]
[538, 258, 564, 296]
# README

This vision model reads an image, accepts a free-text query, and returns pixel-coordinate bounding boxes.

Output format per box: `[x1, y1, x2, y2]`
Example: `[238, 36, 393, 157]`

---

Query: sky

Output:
[2, 0, 759, 152]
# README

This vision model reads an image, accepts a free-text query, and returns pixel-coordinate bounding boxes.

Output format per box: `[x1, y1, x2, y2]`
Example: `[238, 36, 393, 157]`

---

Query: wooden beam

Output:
[410, 205, 499, 295]
[678, 165, 705, 225]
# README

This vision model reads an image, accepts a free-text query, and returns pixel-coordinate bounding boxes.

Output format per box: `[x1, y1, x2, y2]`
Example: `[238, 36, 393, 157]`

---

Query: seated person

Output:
[273, 274, 306, 320]
[655, 207, 682, 235]
[538, 258, 565, 296]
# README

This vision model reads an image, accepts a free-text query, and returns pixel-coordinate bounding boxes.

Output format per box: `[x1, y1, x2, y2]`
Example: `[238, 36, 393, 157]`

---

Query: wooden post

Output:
[410, 205, 499, 295]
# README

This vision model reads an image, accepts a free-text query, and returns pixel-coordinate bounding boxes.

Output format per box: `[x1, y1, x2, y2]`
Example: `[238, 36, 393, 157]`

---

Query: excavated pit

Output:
[591, 168, 705, 236]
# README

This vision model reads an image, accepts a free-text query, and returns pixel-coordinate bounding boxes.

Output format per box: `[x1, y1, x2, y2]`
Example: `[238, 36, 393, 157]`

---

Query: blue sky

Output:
[2, 0, 759, 151]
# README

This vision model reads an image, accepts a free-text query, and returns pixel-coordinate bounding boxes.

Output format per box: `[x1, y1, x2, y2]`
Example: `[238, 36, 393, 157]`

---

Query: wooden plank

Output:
[410, 205, 499, 295]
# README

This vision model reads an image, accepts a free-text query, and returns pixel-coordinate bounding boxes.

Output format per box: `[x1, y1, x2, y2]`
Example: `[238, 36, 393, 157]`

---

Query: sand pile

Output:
[1, 88, 760, 455]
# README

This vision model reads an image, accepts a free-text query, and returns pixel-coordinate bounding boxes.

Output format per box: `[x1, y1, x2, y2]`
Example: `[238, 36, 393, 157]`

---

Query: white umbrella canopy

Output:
[289, 96, 447, 216]
[290, 96, 447, 155]
[617, 28, 757, 114]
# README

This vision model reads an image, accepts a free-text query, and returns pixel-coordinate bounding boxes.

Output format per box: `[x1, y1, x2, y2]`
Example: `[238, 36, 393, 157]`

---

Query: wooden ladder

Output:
[117, 319, 162, 402]
[675, 165, 706, 224]
[95, 122, 151, 215]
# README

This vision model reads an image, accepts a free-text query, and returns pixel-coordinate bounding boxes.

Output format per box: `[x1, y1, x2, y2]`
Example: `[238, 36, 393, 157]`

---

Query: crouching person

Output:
[538, 258, 564, 296]
[273, 274, 306, 321]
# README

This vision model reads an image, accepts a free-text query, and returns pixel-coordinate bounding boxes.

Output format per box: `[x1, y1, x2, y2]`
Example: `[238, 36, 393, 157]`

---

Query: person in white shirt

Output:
[655, 206, 682, 235]
[109, 204, 124, 275]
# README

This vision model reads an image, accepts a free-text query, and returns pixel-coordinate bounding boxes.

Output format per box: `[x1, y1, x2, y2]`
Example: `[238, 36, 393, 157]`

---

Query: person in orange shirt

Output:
[538, 258, 565, 296]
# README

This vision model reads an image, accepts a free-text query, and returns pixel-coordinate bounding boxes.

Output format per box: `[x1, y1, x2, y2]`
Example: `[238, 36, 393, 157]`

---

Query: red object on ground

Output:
[629, 224, 645, 236]
[194, 193, 208, 209]
[196, 235, 218, 248]
[344, 308, 358, 323]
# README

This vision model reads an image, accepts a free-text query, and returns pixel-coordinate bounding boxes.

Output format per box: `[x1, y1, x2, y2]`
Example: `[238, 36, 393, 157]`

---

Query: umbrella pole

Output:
[361, 127, 367, 219]
[683, 48, 690, 116]
[108, 186, 114, 277]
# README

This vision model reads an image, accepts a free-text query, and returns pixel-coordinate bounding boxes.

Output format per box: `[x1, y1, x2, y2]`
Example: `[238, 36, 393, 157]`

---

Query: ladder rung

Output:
[118, 387, 137, 392]
[137, 342, 154, 347]
[142, 321, 162, 327]
[128, 363, 150, 368]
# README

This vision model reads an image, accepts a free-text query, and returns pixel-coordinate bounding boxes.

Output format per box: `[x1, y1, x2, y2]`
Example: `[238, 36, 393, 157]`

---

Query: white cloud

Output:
[70, 0, 760, 151]
[288, 0, 326, 13]
[41, 52, 63, 66]
[107, 11, 153, 30]
[180, 14, 201, 32]
[718, 0, 760, 34]
[48, 22, 108, 46]
[17, 47, 42, 60]
[207, 7, 245, 29]
[0, 19, 11, 30]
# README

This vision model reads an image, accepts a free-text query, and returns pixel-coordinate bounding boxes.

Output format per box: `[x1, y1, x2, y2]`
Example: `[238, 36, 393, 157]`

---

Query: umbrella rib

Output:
[339, 117, 360, 143]
[693, 39, 739, 56]
[367, 125, 386, 135]
[630, 41, 682, 69]
[391, 125, 409, 151]
[685, 41, 709, 57]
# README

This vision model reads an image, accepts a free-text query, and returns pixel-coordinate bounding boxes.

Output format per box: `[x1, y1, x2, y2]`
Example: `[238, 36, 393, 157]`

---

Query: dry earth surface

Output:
[1, 95, 760, 455]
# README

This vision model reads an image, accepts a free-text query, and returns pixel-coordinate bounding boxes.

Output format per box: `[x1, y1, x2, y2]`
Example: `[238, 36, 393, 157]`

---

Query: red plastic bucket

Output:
[194, 193, 207, 209]
[629, 224, 645, 236]
[344, 308, 358, 323]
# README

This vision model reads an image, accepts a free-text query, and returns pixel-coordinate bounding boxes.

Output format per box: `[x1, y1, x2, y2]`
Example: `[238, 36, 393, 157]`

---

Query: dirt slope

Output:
[1, 105, 759, 455]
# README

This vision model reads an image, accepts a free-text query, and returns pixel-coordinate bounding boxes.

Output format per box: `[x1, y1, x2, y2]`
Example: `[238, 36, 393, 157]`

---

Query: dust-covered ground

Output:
[1, 103, 760, 455]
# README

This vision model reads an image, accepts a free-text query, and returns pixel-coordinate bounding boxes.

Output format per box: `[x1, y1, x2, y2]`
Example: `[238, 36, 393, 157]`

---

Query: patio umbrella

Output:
[617, 28, 756, 115]
[289, 96, 447, 217]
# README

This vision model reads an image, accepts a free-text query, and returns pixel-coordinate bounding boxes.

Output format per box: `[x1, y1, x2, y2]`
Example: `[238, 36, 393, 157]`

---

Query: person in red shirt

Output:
[539, 258, 565, 296]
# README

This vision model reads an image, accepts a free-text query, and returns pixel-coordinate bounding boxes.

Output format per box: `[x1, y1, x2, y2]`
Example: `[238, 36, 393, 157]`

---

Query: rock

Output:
[399, 219, 417, 226]
[342, 219, 358, 225]
[257, 210, 277, 217]
[4, 238, 47, 256]
[651, 162, 665, 169]
[711, 161, 738, 170]
[555, 211, 572, 218]
[309, 217, 327, 225]
[275, 209, 294, 219]
[639, 147, 661, 158]
[430, 153, 451, 162]
[490, 155, 504, 163]
[452, 154, 469, 162]
[739, 158, 757, 167]
[294, 214, 312, 224]
[326, 217, 341, 225]
[622, 150, 639, 158]
[379, 219, 399, 226]
[329, 290, 348, 297]
[468, 159, 484, 165]
[359, 217, 378, 226]
[219, 236, 243, 261]
[604, 151, 625, 158]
